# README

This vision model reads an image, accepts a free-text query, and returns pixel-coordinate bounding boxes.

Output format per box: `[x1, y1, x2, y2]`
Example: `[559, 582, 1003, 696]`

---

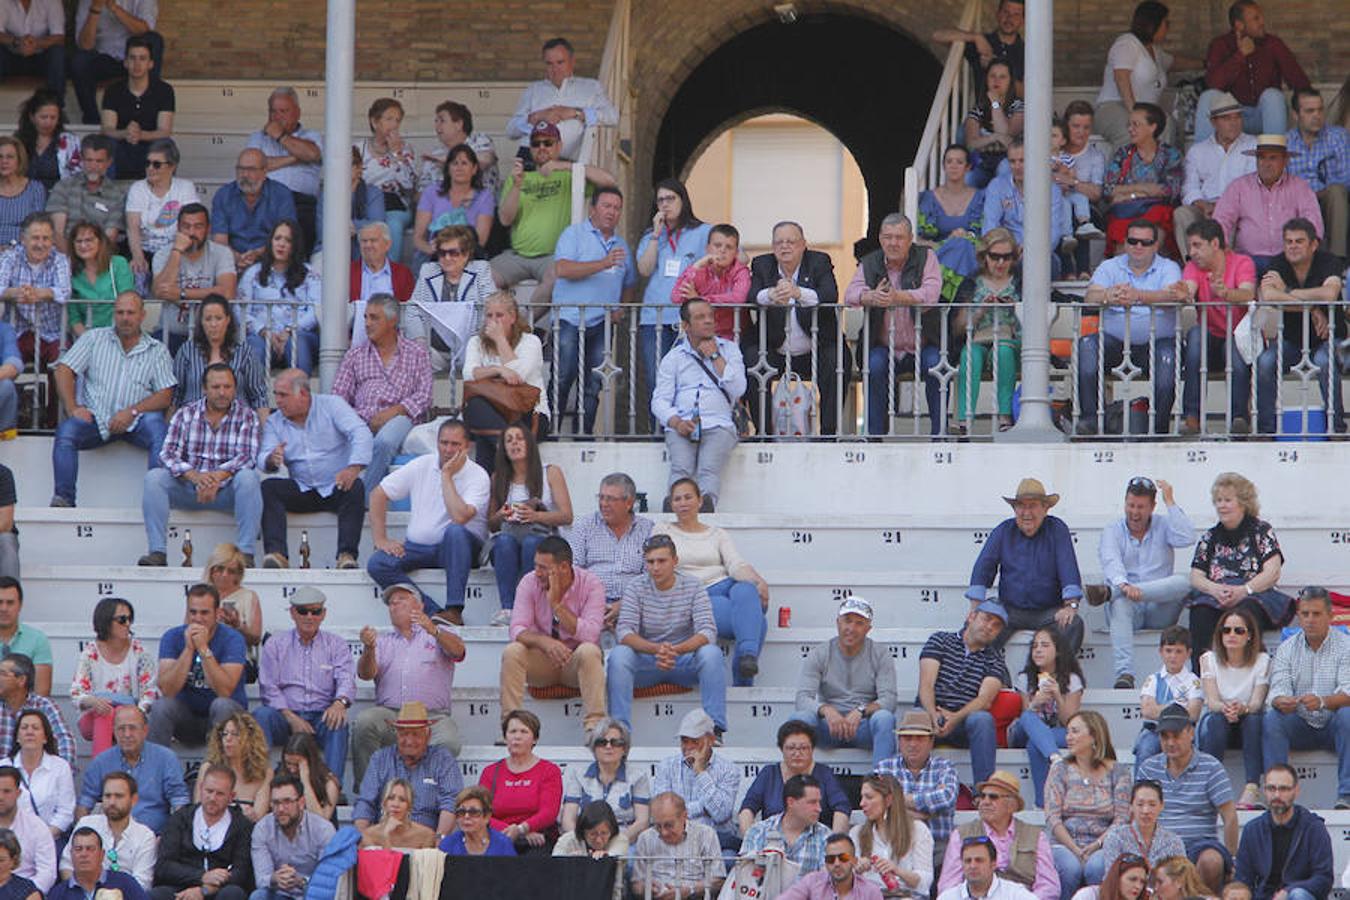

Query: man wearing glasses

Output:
[1088, 476, 1196, 689]
[938, 771, 1059, 900]
[211, 148, 298, 271]
[1233, 764, 1334, 900]
[249, 774, 335, 900]
[569, 472, 654, 631]
[630, 791, 725, 900]
[251, 587, 354, 777]
[937, 835, 1037, 900]
[777, 832, 884, 900]
[1075, 218, 1185, 435]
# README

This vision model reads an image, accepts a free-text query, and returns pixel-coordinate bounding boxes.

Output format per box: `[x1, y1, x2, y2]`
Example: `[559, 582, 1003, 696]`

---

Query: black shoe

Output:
[735, 655, 759, 681]
[138, 551, 167, 567]
[1074, 419, 1099, 436]
[1113, 674, 1135, 690]
[242, 554, 255, 568]
[713, 727, 725, 747]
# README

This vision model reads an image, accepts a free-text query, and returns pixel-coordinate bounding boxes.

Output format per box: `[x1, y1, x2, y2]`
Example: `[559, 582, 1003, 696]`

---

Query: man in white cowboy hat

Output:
[1176, 91, 1257, 251]
[1213, 133, 1323, 272]
[936, 770, 1058, 900]
[966, 478, 1084, 654]
[351, 699, 462, 840]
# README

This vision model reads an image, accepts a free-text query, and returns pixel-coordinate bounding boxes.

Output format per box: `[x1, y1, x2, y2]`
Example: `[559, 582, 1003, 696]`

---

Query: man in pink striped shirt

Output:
[1212, 133, 1323, 271]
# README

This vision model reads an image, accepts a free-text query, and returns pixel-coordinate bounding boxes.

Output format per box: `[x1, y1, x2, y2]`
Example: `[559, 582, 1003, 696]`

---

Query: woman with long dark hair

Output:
[1197, 606, 1269, 808]
[172, 294, 269, 410]
[851, 774, 933, 897]
[15, 88, 80, 191]
[1008, 625, 1085, 807]
[1094, 2, 1199, 150]
[963, 60, 1024, 187]
[67, 219, 131, 336]
[241, 219, 321, 373]
[255, 732, 340, 822]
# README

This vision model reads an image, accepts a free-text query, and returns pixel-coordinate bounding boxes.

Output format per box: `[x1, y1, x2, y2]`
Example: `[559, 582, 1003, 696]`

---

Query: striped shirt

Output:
[172, 339, 270, 410]
[875, 752, 959, 846]
[1136, 750, 1232, 848]
[159, 397, 260, 476]
[652, 751, 739, 832]
[631, 821, 724, 893]
[0, 243, 70, 342]
[57, 327, 176, 439]
[0, 691, 76, 766]
[569, 511, 654, 600]
[1266, 627, 1350, 728]
[331, 335, 434, 423]
[616, 571, 716, 646]
[919, 629, 1010, 711]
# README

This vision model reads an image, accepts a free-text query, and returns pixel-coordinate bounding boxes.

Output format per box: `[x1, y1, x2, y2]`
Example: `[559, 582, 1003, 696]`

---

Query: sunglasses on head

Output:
[824, 852, 854, 864]
[962, 835, 996, 848]
[1125, 236, 1156, 247]
[1128, 476, 1156, 492]
[292, 605, 324, 617]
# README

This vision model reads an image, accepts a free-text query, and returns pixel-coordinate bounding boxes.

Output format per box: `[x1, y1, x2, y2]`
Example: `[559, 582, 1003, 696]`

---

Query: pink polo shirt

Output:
[1183, 251, 1257, 337]
[1212, 171, 1324, 258]
[508, 565, 606, 649]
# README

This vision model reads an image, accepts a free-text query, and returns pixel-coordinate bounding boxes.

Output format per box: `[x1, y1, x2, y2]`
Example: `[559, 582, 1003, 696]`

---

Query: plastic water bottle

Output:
[690, 387, 702, 443]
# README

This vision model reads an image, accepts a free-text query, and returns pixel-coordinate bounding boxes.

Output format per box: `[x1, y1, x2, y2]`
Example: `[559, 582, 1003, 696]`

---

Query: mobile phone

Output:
[516, 145, 535, 173]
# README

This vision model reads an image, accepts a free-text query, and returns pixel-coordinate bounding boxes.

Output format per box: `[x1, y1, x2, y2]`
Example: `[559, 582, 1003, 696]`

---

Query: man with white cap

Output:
[937, 771, 1059, 900]
[251, 586, 355, 777]
[652, 707, 740, 850]
[351, 699, 462, 840]
[1213, 133, 1324, 272]
[790, 596, 897, 771]
[1175, 92, 1258, 252]
[876, 708, 961, 867]
[966, 478, 1084, 653]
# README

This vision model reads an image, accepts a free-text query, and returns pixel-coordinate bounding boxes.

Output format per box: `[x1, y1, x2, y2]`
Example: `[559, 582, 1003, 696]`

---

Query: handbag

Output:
[717, 850, 800, 900]
[462, 377, 540, 422]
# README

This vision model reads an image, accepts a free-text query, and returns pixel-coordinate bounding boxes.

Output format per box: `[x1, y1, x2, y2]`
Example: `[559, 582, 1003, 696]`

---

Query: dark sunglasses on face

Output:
[594, 737, 627, 748]
[293, 605, 324, 617]
[1222, 625, 1248, 635]
[1125, 236, 1156, 247]
[987, 251, 1015, 262]
[112, 614, 133, 625]
[824, 852, 854, 864]
[455, 806, 485, 817]
[146, 160, 171, 169]
[437, 247, 465, 258]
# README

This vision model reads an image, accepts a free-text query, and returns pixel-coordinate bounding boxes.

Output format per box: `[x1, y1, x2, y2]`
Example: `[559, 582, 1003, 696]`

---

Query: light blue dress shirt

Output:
[552, 219, 636, 327]
[1089, 253, 1184, 343]
[257, 393, 373, 496]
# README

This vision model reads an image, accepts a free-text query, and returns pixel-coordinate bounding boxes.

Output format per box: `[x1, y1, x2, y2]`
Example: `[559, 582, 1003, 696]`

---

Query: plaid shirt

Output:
[741, 813, 833, 873]
[159, 397, 260, 477]
[1267, 627, 1350, 728]
[0, 691, 76, 766]
[1285, 125, 1350, 192]
[567, 512, 654, 600]
[331, 335, 433, 424]
[0, 244, 70, 342]
[875, 752, 960, 846]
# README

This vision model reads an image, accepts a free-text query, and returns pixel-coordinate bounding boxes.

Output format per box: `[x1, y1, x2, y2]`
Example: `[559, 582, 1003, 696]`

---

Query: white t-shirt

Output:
[126, 177, 199, 256]
[378, 451, 490, 545]
[1096, 33, 1173, 105]
[850, 818, 934, 895]
[1199, 650, 1270, 705]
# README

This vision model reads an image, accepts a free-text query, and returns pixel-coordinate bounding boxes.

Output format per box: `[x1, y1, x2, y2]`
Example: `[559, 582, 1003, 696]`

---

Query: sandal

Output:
[998, 416, 1015, 431]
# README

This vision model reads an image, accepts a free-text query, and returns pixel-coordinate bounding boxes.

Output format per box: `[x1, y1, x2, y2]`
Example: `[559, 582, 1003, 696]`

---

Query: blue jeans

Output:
[365, 415, 414, 498]
[1256, 339, 1344, 434]
[789, 709, 898, 771]
[52, 412, 168, 505]
[492, 531, 545, 609]
[1052, 845, 1107, 900]
[606, 643, 727, 732]
[1263, 707, 1350, 798]
[1197, 709, 1265, 785]
[0, 379, 15, 431]
[708, 577, 767, 686]
[1007, 711, 1066, 808]
[866, 345, 943, 435]
[143, 467, 262, 557]
[939, 710, 998, 786]
[1076, 334, 1177, 431]
[639, 324, 679, 431]
[247, 328, 319, 374]
[1107, 574, 1192, 679]
[555, 320, 605, 434]
[1133, 725, 1162, 780]
[252, 705, 350, 785]
[1183, 326, 1252, 420]
[384, 208, 412, 266]
[1194, 88, 1287, 141]
[366, 525, 484, 615]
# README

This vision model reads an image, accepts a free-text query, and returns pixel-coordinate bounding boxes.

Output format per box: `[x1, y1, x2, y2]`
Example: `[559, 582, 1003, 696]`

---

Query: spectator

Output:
[252, 587, 354, 781]
[0, 470, 11, 577]
[933, 0, 1025, 84]
[69, 596, 156, 755]
[69, 0, 158, 124]
[572, 472, 654, 629]
[99, 34, 173, 181]
[608, 536, 727, 735]
[241, 219, 320, 374]
[744, 220, 850, 435]
[1093, 3, 1199, 151]
[352, 700, 461, 836]
[937, 771, 1059, 900]
[561, 719, 649, 844]
[917, 602, 1009, 788]
[937, 835, 1036, 900]
[1233, 764, 1333, 900]
[150, 764, 253, 900]
[67, 219, 131, 340]
[1073, 855, 1151, 900]
[984, 138, 1074, 277]
[791, 596, 897, 770]
[656, 478, 768, 684]
[0, 138, 44, 247]
[0, 338, 14, 441]
[506, 37, 618, 162]
[1008, 628, 1084, 808]
[124, 138, 194, 288]
[851, 774, 934, 897]
[1284, 90, 1348, 259]
[258, 369, 369, 569]
[1255, 217, 1346, 434]
[1212, 134, 1323, 271]
[249, 773, 335, 900]
[173, 294, 269, 411]
[478, 710, 562, 853]
[952, 228, 1021, 433]
[1263, 586, 1350, 809]
[367, 419, 489, 623]
[739, 719, 850, 835]
[1099, 779, 1185, 870]
[917, 145, 984, 279]
[312, 145, 383, 262]
[198, 713, 269, 820]
[60, 772, 156, 890]
[359, 98, 418, 265]
[463, 316, 551, 482]
[652, 708, 739, 844]
[1044, 711, 1130, 899]
[492, 120, 617, 304]
[148, 203, 237, 354]
[1198, 608, 1270, 810]
[0, 709, 73, 840]
[146, 584, 247, 747]
[356, 777, 436, 850]
[16, 89, 80, 191]
[844, 213, 943, 436]
[630, 792, 725, 900]
[245, 88, 323, 251]
[1176, 93, 1258, 253]
[0, 2, 64, 98]
[348, 223, 414, 343]
[407, 224, 493, 373]
[670, 223, 750, 341]
[1195, 0, 1310, 142]
[500, 535, 603, 733]
[211, 148, 297, 271]
[350, 584, 465, 787]
[332, 293, 432, 495]
[2, 210, 66, 377]
[205, 543, 263, 671]
[1088, 476, 1196, 690]
[420, 100, 500, 200]
[553, 186, 636, 435]
[1133, 627, 1203, 776]
[264, 733, 339, 823]
[876, 709, 961, 869]
[139, 363, 261, 567]
[75, 706, 188, 832]
[440, 785, 515, 856]
[1101, 103, 1182, 259]
[49, 827, 147, 900]
[413, 143, 493, 264]
[1136, 704, 1238, 893]
[487, 425, 572, 618]
[1056, 102, 1108, 266]
[962, 61, 1024, 189]
[1151, 857, 1214, 900]
[740, 774, 833, 874]
[0, 580, 48, 696]
[1177, 218, 1258, 434]
[553, 800, 627, 900]
[1074, 219, 1183, 436]
[652, 298, 746, 510]
[0, 767, 51, 893]
[47, 134, 126, 256]
[1187, 472, 1292, 664]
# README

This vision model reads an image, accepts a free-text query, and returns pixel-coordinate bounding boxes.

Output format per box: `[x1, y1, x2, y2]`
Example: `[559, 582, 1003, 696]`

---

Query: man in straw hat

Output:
[937, 771, 1059, 900]
[351, 699, 462, 839]
[1213, 133, 1323, 272]
[1175, 91, 1257, 252]
[966, 478, 1084, 653]
[877, 708, 961, 867]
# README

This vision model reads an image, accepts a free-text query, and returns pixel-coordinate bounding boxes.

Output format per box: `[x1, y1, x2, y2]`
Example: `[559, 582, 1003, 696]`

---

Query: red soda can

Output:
[778, 607, 791, 628]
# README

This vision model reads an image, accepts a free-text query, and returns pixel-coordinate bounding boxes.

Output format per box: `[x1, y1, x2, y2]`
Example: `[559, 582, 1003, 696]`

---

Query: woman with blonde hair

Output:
[952, 227, 1021, 434]
[199, 712, 270, 820]
[204, 543, 263, 676]
[1151, 856, 1213, 900]
[1045, 710, 1131, 898]
[359, 778, 436, 849]
[850, 774, 933, 897]
[462, 291, 550, 468]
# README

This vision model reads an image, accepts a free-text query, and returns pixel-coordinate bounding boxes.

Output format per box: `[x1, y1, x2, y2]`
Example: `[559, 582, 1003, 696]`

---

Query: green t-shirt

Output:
[69, 255, 134, 330]
[501, 168, 590, 258]
[3, 623, 52, 667]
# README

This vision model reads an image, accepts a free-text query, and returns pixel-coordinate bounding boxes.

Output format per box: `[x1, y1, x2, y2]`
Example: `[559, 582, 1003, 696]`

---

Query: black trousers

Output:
[292, 190, 318, 258]
[261, 477, 365, 559]
[462, 395, 550, 474]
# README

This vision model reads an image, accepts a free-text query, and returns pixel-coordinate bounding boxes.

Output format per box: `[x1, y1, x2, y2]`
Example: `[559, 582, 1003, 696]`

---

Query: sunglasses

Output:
[1128, 476, 1156, 492]
[1125, 237, 1156, 247]
[1118, 853, 1146, 866]
[594, 737, 627, 748]
[962, 835, 996, 848]
[530, 139, 557, 148]
[146, 160, 171, 169]
[642, 535, 676, 553]
[824, 852, 854, 864]
[987, 251, 1016, 262]
[112, 614, 133, 625]
[975, 792, 1009, 801]
[292, 605, 324, 617]
[1222, 625, 1248, 635]
[455, 806, 486, 817]
[437, 247, 465, 258]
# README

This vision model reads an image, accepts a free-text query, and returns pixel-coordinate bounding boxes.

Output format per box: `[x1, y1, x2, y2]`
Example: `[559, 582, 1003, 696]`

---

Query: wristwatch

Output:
[338, 697, 352, 708]
[991, 101, 1002, 110]
[1065, 600, 1080, 610]
[705, 351, 721, 361]
[856, 704, 868, 718]
[200, 648, 214, 660]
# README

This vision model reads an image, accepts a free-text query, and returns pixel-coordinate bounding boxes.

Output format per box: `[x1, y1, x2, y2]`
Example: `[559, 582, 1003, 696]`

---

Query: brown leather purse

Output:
[462, 377, 541, 428]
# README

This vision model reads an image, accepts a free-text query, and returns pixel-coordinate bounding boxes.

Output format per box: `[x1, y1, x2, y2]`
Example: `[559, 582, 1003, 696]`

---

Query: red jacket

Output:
[349, 259, 415, 302]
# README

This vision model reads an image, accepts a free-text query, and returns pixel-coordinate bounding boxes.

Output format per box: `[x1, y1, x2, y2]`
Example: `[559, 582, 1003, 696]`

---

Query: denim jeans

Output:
[0, 379, 16, 431]
[1262, 707, 1350, 797]
[789, 709, 898, 771]
[52, 411, 168, 504]
[384, 208, 413, 266]
[365, 414, 414, 497]
[1007, 711, 1067, 808]
[1193, 88, 1287, 141]
[143, 467, 262, 557]
[367, 525, 484, 615]
[1076, 334, 1176, 431]
[605, 643, 727, 732]
[1255, 339, 1344, 434]
[865, 345, 943, 435]
[252, 705, 350, 785]
[247, 328, 319, 375]
[939, 709, 998, 786]
[1197, 710, 1265, 785]
[1052, 845, 1107, 900]
[1133, 725, 1163, 780]
[638, 324, 679, 431]
[555, 320, 605, 434]
[1107, 574, 1192, 679]
[492, 531, 545, 609]
[707, 577, 767, 686]
[1182, 326, 1252, 420]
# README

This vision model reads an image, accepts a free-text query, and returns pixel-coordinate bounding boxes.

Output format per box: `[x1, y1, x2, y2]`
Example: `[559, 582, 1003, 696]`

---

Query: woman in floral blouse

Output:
[359, 97, 418, 266]
[69, 597, 158, 755]
[1101, 102, 1183, 258]
[15, 88, 80, 192]
[1044, 710, 1131, 900]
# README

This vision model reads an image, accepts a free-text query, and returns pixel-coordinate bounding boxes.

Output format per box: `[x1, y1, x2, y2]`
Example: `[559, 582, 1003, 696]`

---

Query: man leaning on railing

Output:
[630, 791, 725, 900]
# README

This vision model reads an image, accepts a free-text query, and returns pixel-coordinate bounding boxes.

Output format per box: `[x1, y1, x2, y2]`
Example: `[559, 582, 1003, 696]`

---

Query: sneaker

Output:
[49, 495, 73, 508]
[335, 553, 359, 569]
[1337, 796, 1350, 810]
[713, 727, 726, 747]
[433, 608, 465, 627]
[0, 428, 16, 441]
[137, 551, 167, 567]
[1075, 221, 1105, 239]
[241, 554, 255, 569]
[1237, 783, 1264, 809]
[1113, 674, 1135, 690]
[262, 552, 289, 569]
[1084, 584, 1111, 607]
[735, 655, 759, 681]
[489, 609, 513, 627]
[1074, 419, 1099, 436]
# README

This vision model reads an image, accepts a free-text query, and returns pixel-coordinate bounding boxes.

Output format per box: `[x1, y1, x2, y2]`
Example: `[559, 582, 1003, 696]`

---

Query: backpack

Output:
[770, 372, 817, 438]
